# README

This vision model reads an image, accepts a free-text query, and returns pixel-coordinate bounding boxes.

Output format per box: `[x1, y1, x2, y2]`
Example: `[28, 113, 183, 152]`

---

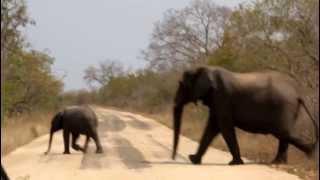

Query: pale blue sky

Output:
[25, 0, 247, 91]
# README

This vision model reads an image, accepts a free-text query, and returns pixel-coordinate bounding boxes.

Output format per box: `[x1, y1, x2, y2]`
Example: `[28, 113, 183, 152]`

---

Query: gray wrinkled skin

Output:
[172, 66, 318, 165]
[45, 106, 103, 155]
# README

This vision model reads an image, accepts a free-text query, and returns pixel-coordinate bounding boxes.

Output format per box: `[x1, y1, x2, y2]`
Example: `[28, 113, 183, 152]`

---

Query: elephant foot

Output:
[189, 154, 202, 165]
[96, 148, 104, 154]
[228, 158, 244, 165]
[72, 144, 83, 152]
[63, 151, 71, 154]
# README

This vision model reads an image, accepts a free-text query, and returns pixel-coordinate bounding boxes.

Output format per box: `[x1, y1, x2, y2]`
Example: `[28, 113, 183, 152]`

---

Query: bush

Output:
[3, 50, 63, 117]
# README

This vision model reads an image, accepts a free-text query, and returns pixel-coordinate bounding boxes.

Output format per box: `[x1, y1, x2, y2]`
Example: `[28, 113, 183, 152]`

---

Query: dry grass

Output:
[1, 111, 53, 155]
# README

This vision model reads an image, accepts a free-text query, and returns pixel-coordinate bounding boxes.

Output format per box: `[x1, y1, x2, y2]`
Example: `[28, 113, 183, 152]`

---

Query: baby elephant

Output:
[45, 106, 103, 154]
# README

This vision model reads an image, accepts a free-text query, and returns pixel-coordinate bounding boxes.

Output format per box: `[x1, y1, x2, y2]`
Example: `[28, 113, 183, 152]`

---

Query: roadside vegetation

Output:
[80, 0, 318, 179]
[1, 0, 63, 155]
[1, 0, 318, 179]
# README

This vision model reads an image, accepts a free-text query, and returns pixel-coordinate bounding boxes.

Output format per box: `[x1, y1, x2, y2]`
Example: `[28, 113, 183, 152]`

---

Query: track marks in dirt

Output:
[123, 115, 152, 130]
[113, 137, 151, 169]
[80, 114, 152, 170]
[99, 115, 127, 132]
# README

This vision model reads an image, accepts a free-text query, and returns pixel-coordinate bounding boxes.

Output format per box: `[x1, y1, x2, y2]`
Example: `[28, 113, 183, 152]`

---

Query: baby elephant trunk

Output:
[45, 127, 55, 155]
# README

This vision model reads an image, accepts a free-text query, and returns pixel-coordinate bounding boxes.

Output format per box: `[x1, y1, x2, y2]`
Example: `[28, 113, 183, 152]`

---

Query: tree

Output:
[1, 0, 34, 62]
[83, 60, 124, 88]
[3, 50, 63, 116]
[227, 0, 318, 86]
[1, 0, 63, 117]
[218, 0, 319, 123]
[142, 0, 231, 71]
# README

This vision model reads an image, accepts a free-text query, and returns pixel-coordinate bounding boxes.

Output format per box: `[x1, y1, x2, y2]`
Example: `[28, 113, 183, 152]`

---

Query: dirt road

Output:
[3, 107, 301, 180]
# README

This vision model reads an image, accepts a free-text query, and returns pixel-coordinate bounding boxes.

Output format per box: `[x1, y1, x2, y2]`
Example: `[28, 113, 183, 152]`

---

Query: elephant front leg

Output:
[189, 119, 219, 165]
[220, 125, 244, 165]
[63, 129, 71, 154]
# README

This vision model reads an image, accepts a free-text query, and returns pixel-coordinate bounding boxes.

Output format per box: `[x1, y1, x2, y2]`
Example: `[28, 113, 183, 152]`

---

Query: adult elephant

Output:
[172, 66, 318, 165]
[1, 164, 9, 180]
[45, 106, 103, 154]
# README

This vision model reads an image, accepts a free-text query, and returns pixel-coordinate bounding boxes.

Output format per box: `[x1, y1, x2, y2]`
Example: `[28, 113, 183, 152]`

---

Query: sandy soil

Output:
[2, 107, 301, 180]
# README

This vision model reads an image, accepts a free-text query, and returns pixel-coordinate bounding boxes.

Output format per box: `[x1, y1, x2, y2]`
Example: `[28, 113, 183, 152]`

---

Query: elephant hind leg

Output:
[278, 103, 313, 157]
[272, 139, 289, 164]
[71, 133, 84, 152]
[282, 133, 313, 157]
[289, 138, 313, 156]
[91, 132, 103, 154]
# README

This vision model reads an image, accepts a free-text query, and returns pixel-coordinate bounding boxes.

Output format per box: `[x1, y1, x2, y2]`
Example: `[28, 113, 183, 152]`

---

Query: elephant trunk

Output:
[172, 104, 184, 160]
[45, 127, 55, 155]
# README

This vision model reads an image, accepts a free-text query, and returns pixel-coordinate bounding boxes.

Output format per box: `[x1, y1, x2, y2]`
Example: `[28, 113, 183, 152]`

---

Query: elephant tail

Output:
[298, 98, 319, 145]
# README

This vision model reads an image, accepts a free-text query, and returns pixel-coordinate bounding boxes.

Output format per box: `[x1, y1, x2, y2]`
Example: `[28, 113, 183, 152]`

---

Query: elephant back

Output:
[62, 106, 98, 129]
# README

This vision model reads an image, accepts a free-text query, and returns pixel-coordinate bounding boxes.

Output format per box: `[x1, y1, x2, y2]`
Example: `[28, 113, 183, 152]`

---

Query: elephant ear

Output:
[182, 71, 195, 87]
[193, 67, 218, 99]
[53, 111, 64, 128]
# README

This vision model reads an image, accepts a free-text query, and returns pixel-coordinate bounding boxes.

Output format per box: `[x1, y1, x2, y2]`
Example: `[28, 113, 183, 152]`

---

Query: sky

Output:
[25, 0, 247, 91]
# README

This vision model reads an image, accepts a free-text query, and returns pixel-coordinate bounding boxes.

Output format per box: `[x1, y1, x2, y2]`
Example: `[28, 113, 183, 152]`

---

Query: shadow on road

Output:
[99, 115, 127, 133]
[113, 137, 152, 169]
[141, 160, 272, 166]
[80, 151, 107, 169]
[147, 135, 189, 161]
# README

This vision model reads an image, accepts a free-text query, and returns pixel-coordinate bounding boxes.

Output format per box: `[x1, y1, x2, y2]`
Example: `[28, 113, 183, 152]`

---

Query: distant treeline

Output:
[76, 0, 318, 117]
[2, 0, 318, 118]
